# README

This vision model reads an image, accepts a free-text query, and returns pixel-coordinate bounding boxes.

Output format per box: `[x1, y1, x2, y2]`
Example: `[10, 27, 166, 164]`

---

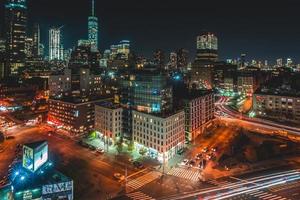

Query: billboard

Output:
[22, 141, 48, 172]
[34, 143, 48, 171]
[42, 181, 73, 200]
[23, 146, 34, 171]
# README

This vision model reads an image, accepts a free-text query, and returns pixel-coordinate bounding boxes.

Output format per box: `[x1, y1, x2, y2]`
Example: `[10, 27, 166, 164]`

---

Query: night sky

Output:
[3, 0, 300, 62]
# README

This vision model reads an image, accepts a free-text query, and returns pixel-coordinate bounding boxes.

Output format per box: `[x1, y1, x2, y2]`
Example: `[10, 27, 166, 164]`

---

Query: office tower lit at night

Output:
[49, 27, 64, 61]
[4, 0, 28, 76]
[196, 32, 218, 62]
[88, 0, 99, 52]
[32, 23, 40, 57]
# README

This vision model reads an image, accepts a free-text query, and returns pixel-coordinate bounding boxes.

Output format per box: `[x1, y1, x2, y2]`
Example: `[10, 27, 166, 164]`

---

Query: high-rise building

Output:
[32, 23, 40, 57]
[5, 0, 28, 75]
[110, 40, 130, 60]
[167, 52, 177, 70]
[196, 32, 218, 62]
[177, 48, 189, 71]
[153, 49, 165, 69]
[276, 58, 283, 68]
[286, 58, 293, 67]
[88, 0, 98, 52]
[49, 27, 64, 61]
[25, 37, 33, 58]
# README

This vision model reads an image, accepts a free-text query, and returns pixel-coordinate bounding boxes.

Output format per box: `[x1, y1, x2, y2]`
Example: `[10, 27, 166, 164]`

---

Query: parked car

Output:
[202, 147, 208, 153]
[133, 161, 144, 169]
[96, 148, 104, 154]
[113, 173, 125, 181]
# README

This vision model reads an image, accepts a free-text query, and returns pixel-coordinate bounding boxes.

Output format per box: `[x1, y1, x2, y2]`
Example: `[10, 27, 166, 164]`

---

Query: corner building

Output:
[132, 110, 185, 162]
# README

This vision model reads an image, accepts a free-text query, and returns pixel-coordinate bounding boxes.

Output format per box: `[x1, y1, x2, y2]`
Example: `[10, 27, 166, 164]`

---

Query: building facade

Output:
[49, 27, 63, 61]
[5, 0, 28, 75]
[94, 101, 123, 143]
[196, 32, 218, 62]
[48, 68, 72, 97]
[253, 92, 300, 125]
[132, 110, 185, 162]
[48, 98, 107, 135]
[184, 90, 215, 142]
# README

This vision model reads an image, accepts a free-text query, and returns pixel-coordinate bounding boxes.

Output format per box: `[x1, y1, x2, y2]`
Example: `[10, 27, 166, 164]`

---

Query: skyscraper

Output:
[49, 27, 63, 61]
[88, 0, 98, 52]
[177, 48, 189, 71]
[196, 32, 218, 62]
[153, 49, 165, 69]
[32, 23, 40, 57]
[5, 0, 28, 76]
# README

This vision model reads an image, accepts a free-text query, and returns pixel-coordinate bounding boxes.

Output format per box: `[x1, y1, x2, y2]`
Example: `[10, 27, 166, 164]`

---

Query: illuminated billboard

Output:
[22, 141, 48, 172]
[23, 146, 34, 171]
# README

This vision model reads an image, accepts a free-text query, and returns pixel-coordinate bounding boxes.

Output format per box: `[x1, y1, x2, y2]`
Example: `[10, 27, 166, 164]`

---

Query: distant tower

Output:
[88, 0, 98, 52]
[33, 23, 40, 57]
[196, 32, 218, 62]
[49, 27, 63, 61]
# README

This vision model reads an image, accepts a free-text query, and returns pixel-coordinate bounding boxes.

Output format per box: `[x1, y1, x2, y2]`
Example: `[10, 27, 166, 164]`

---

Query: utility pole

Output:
[125, 165, 128, 193]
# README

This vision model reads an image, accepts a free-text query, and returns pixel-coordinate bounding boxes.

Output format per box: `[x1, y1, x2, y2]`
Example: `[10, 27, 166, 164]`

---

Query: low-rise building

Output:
[94, 101, 123, 143]
[48, 97, 110, 136]
[48, 68, 72, 97]
[132, 110, 185, 162]
[253, 88, 300, 124]
[184, 90, 214, 142]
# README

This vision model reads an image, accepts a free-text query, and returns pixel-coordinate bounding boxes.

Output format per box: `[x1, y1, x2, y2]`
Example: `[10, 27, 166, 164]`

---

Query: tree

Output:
[127, 140, 135, 152]
[116, 142, 123, 154]
[139, 148, 147, 156]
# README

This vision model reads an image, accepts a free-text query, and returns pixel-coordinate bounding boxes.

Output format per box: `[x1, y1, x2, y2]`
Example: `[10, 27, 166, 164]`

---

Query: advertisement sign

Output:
[42, 181, 73, 195]
[23, 146, 34, 171]
[34, 144, 48, 171]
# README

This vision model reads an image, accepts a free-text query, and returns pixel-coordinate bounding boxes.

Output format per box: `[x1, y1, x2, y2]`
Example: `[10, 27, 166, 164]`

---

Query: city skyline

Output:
[2, 0, 300, 62]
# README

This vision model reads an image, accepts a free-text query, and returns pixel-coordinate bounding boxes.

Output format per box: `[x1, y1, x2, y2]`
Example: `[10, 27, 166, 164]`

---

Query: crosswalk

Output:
[246, 190, 290, 200]
[127, 171, 161, 191]
[167, 167, 201, 182]
[206, 179, 231, 186]
[126, 191, 155, 200]
[269, 180, 300, 192]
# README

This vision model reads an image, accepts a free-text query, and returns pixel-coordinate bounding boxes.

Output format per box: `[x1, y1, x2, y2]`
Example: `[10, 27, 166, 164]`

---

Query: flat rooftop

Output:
[95, 101, 122, 109]
[11, 161, 72, 192]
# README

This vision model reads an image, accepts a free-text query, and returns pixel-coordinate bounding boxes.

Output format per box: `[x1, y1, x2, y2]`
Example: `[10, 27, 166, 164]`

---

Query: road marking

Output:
[126, 191, 155, 200]
[167, 167, 201, 182]
[127, 171, 161, 191]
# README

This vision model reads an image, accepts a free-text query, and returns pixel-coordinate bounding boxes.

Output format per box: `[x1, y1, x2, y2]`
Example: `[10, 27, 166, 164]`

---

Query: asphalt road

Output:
[0, 125, 143, 200]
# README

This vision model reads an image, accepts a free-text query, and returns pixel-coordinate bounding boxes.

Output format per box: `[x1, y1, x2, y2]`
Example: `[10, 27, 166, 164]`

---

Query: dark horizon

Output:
[2, 0, 300, 63]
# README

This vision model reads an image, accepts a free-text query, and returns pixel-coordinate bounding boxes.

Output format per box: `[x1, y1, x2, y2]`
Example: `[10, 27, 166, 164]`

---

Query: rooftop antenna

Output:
[92, 0, 95, 16]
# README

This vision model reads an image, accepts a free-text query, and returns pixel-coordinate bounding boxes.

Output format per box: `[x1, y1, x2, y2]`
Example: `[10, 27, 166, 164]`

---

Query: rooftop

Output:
[10, 161, 71, 192]
[49, 96, 113, 105]
[24, 140, 47, 150]
[95, 101, 122, 109]
[183, 89, 214, 100]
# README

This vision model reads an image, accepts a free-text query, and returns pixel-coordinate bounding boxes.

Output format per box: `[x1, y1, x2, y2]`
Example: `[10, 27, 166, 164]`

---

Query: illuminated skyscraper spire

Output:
[88, 0, 98, 51]
[92, 0, 94, 14]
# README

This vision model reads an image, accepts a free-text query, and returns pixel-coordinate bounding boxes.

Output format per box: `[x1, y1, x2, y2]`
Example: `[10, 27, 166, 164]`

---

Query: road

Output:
[216, 96, 300, 137]
[0, 124, 145, 200]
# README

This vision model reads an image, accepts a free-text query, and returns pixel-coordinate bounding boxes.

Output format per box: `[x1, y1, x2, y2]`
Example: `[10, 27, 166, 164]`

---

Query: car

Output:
[5, 136, 15, 140]
[183, 159, 189, 165]
[88, 145, 96, 151]
[211, 147, 217, 152]
[206, 155, 212, 160]
[189, 160, 196, 166]
[96, 148, 104, 154]
[113, 173, 125, 181]
[195, 153, 202, 160]
[133, 161, 144, 169]
[202, 147, 208, 153]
